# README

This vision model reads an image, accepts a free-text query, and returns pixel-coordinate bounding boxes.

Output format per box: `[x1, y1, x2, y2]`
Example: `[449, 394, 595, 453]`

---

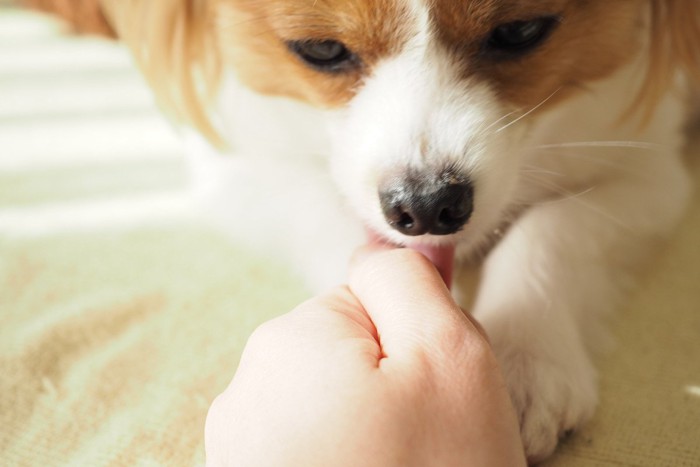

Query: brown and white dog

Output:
[27, 0, 700, 462]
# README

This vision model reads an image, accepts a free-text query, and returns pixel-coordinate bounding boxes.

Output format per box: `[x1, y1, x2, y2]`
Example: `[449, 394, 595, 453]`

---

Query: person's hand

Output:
[205, 247, 526, 467]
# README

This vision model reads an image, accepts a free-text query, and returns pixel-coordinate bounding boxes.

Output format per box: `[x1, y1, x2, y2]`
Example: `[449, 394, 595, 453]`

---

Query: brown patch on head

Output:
[431, 0, 645, 114]
[216, 0, 415, 107]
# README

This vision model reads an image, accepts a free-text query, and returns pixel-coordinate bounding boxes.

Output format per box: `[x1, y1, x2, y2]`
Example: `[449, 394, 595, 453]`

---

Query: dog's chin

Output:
[366, 228, 457, 288]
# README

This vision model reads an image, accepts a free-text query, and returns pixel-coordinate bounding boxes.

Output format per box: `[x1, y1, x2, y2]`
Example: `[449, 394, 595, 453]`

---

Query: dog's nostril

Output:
[381, 203, 429, 236]
[438, 207, 461, 228]
[397, 212, 415, 230]
[379, 170, 474, 237]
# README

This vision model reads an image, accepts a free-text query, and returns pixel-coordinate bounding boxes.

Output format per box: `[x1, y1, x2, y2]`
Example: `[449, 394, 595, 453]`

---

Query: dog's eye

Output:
[486, 16, 560, 56]
[287, 39, 357, 72]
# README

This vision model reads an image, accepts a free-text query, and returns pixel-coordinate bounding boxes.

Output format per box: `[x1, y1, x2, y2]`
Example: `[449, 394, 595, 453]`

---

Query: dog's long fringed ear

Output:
[640, 0, 700, 118]
[22, 0, 116, 37]
[104, 0, 224, 146]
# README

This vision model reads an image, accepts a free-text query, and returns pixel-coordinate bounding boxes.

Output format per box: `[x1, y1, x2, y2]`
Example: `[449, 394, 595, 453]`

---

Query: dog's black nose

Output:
[379, 170, 474, 236]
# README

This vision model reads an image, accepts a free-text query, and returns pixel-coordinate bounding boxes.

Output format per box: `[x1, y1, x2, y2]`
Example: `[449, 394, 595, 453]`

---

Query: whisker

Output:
[523, 175, 595, 203]
[530, 151, 649, 177]
[535, 141, 663, 151]
[482, 109, 521, 134]
[495, 86, 563, 133]
[520, 164, 566, 178]
[522, 175, 634, 231]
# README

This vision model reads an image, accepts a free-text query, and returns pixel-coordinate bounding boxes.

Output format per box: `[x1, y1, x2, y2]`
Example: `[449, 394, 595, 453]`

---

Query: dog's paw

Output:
[498, 347, 598, 464]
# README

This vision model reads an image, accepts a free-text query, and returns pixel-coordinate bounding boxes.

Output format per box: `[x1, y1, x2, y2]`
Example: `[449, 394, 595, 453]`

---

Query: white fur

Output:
[470, 60, 691, 460]
[191, 1, 693, 461]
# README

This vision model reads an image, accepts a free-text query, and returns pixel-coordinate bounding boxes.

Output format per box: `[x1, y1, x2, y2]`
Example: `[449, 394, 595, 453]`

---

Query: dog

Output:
[26, 0, 700, 462]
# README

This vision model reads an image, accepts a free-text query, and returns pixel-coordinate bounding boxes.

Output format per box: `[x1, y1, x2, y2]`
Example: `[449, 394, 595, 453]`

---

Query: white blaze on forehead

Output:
[333, 0, 503, 174]
[405, 0, 431, 49]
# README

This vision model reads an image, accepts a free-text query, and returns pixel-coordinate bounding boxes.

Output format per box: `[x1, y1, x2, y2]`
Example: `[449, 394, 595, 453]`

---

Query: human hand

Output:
[205, 247, 526, 467]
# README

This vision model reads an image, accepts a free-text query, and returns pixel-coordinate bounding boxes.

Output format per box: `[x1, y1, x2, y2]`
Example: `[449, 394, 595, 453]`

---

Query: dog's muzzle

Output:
[379, 168, 474, 236]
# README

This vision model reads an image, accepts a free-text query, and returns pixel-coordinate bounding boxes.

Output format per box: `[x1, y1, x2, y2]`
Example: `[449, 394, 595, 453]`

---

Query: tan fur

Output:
[22, 0, 115, 36]
[215, 0, 411, 107]
[102, 0, 223, 145]
[638, 0, 700, 121]
[106, 0, 412, 146]
[432, 1, 644, 115]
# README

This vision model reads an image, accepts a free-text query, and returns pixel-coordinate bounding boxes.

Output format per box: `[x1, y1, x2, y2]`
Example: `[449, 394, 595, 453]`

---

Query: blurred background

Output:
[0, 4, 305, 466]
[0, 1, 190, 236]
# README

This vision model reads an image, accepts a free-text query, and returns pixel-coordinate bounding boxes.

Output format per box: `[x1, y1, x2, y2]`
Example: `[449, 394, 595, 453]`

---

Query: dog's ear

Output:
[105, 0, 224, 145]
[22, 0, 116, 37]
[638, 0, 700, 119]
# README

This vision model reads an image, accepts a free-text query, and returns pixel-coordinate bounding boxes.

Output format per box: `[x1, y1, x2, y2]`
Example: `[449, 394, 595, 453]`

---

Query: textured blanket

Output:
[1, 7, 699, 466]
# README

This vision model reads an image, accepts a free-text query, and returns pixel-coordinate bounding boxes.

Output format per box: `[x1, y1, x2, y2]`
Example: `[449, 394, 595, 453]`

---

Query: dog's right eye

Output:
[287, 40, 358, 72]
[485, 16, 560, 58]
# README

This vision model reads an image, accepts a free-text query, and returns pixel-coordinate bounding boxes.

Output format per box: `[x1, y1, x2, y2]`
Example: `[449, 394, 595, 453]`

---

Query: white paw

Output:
[496, 344, 598, 464]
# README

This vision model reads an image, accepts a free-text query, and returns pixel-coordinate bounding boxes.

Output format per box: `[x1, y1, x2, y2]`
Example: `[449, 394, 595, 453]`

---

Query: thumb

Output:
[349, 246, 485, 366]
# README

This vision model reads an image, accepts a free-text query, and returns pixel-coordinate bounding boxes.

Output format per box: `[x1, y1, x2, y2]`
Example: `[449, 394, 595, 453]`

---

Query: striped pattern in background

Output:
[0, 6, 192, 236]
[0, 7, 308, 466]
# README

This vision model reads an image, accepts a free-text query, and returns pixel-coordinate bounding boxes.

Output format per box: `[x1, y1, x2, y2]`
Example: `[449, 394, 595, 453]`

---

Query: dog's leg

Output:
[184, 135, 364, 292]
[471, 153, 691, 462]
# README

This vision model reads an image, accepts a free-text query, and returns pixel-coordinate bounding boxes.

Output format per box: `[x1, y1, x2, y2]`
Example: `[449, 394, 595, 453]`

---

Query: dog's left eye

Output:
[287, 39, 357, 72]
[485, 16, 560, 56]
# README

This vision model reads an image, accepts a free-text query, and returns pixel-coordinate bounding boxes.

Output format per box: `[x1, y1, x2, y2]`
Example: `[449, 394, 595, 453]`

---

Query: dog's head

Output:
[105, 0, 699, 266]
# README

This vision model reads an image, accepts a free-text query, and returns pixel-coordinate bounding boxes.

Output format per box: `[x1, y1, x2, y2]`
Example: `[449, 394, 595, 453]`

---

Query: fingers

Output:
[348, 246, 486, 366]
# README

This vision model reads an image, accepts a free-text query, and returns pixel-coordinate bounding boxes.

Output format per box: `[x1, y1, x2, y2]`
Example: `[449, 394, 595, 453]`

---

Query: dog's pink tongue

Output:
[366, 231, 455, 288]
[408, 243, 455, 289]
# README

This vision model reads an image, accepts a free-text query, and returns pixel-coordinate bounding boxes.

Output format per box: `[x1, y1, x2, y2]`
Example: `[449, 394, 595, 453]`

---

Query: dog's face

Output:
[45, 0, 697, 257]
[215, 0, 644, 249]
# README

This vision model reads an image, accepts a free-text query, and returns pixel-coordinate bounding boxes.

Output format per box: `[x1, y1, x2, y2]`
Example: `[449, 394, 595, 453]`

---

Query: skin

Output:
[205, 246, 526, 467]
